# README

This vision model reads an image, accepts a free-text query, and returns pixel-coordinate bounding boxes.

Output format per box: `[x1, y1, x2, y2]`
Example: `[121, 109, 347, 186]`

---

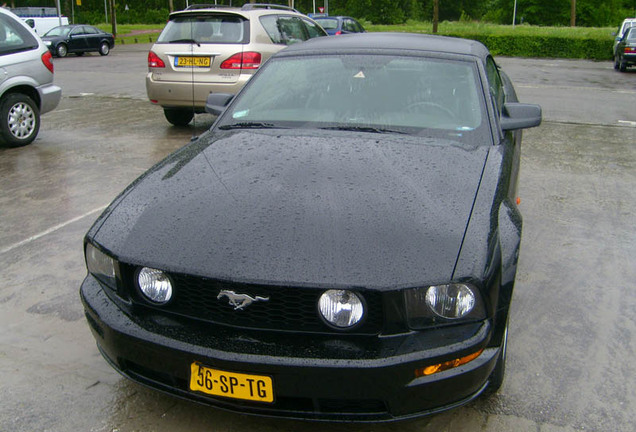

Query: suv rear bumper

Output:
[146, 73, 251, 108]
[38, 82, 62, 114]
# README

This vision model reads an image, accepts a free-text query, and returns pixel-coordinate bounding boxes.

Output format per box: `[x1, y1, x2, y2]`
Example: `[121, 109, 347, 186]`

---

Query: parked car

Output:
[81, 33, 541, 421]
[313, 15, 365, 35]
[613, 18, 636, 57]
[615, 26, 636, 71]
[41, 24, 114, 57]
[146, 3, 327, 126]
[0, 8, 61, 147]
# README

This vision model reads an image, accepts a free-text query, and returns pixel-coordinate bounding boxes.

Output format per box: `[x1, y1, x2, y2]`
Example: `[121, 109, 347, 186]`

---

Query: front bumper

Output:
[81, 275, 502, 422]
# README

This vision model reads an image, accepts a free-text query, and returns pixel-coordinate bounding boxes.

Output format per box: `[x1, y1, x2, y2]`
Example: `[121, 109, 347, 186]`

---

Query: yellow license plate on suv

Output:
[175, 56, 211, 67]
[190, 362, 274, 403]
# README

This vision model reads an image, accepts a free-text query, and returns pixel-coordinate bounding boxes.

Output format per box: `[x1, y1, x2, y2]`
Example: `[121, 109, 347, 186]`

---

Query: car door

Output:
[68, 26, 88, 52]
[82, 26, 101, 51]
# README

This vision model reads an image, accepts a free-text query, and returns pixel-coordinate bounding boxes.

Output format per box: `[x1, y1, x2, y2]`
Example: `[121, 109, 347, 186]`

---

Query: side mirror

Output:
[501, 102, 542, 131]
[205, 93, 234, 116]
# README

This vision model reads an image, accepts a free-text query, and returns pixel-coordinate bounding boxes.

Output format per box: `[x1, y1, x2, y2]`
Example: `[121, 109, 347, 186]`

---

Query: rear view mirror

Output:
[501, 102, 542, 131]
[205, 93, 234, 116]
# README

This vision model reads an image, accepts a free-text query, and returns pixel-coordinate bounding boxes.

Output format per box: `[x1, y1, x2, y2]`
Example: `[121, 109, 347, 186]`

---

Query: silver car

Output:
[0, 8, 61, 147]
[146, 4, 326, 126]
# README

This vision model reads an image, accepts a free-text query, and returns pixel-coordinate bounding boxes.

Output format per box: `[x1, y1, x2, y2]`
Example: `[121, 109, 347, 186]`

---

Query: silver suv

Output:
[0, 8, 61, 147]
[146, 3, 326, 126]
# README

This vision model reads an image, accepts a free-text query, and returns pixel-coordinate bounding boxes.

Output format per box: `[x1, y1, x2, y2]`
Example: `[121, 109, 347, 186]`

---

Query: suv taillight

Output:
[220, 52, 261, 70]
[148, 51, 166, 68]
[41, 51, 54, 73]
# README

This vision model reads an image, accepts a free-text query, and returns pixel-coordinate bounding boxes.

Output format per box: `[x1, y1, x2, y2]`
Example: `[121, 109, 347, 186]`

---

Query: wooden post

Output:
[433, 0, 439, 33]
[570, 0, 576, 27]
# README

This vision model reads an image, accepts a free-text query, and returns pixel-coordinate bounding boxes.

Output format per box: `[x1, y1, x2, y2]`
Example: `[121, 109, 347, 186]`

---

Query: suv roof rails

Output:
[185, 4, 232, 10]
[241, 3, 299, 13]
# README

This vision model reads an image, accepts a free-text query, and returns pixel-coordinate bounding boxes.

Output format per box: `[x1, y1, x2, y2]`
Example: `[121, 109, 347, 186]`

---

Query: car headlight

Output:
[404, 283, 485, 328]
[85, 242, 117, 288]
[318, 289, 364, 329]
[137, 267, 173, 304]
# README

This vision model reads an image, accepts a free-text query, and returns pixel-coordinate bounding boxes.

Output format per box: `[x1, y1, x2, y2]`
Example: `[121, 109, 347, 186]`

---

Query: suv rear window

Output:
[0, 14, 38, 56]
[157, 14, 248, 44]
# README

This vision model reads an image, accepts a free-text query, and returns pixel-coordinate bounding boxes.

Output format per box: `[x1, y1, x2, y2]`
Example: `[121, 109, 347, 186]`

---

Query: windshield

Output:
[157, 14, 246, 44]
[43, 26, 71, 37]
[218, 54, 490, 145]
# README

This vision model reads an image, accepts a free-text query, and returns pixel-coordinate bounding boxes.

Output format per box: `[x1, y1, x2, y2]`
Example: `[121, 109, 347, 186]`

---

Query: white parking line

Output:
[0, 206, 107, 255]
[617, 120, 636, 127]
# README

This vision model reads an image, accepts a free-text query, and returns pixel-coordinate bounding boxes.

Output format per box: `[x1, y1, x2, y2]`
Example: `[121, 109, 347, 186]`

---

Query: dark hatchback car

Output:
[614, 26, 636, 71]
[41, 24, 114, 57]
[81, 33, 541, 421]
[313, 15, 365, 35]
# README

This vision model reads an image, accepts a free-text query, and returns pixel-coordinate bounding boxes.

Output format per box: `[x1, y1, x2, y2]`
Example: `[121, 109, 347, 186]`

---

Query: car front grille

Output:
[123, 267, 384, 335]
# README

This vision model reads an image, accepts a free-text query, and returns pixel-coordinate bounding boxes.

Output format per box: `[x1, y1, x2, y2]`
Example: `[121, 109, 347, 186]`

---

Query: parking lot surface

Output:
[0, 47, 635, 432]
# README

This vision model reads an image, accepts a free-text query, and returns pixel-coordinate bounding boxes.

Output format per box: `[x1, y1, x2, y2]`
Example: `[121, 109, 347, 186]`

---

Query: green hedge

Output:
[365, 22, 616, 60]
[447, 33, 612, 60]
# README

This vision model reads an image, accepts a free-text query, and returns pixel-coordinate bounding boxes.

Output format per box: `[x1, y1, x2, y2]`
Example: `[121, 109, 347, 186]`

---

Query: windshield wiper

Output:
[218, 122, 282, 130]
[320, 126, 407, 135]
[168, 38, 200, 46]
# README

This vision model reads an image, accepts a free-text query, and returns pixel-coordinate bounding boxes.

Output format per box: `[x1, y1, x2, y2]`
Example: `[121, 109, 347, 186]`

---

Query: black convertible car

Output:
[81, 33, 541, 421]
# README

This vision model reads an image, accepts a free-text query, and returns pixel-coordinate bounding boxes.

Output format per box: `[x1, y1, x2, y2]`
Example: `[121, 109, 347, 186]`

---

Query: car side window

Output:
[260, 15, 308, 45]
[301, 18, 325, 39]
[485, 56, 504, 115]
[343, 19, 357, 33]
[0, 14, 38, 56]
[84, 26, 99, 35]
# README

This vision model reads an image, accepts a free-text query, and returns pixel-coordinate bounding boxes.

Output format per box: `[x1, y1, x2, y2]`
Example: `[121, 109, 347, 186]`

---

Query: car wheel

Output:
[99, 42, 110, 56]
[484, 322, 508, 395]
[0, 93, 40, 147]
[614, 55, 620, 70]
[56, 43, 67, 58]
[619, 57, 627, 72]
[164, 108, 194, 126]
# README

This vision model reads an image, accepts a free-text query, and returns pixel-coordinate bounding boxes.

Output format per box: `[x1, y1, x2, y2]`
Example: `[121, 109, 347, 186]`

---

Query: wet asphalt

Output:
[0, 44, 635, 432]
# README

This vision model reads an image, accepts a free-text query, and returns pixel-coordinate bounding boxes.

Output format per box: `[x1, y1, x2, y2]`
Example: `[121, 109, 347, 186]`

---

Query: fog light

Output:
[318, 290, 364, 329]
[137, 267, 173, 304]
[426, 284, 476, 319]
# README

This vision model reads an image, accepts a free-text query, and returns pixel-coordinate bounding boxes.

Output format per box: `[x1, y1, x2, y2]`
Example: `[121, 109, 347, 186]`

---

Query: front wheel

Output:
[164, 108, 194, 126]
[56, 43, 67, 58]
[0, 93, 40, 147]
[99, 42, 110, 56]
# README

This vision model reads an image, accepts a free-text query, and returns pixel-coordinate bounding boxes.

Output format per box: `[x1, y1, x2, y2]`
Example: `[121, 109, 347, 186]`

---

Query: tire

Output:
[0, 93, 40, 147]
[56, 43, 67, 58]
[484, 323, 508, 395]
[619, 59, 627, 72]
[164, 108, 194, 126]
[614, 55, 620, 70]
[99, 42, 110, 56]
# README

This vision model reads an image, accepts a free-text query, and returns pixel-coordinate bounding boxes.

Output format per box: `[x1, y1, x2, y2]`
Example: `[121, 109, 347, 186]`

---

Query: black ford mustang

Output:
[81, 33, 541, 422]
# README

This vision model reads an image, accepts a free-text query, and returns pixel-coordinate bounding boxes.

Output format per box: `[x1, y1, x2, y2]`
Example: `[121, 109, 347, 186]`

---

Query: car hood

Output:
[92, 130, 490, 289]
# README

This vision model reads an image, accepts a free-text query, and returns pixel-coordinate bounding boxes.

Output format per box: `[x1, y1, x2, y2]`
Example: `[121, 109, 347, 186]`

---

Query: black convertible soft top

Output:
[280, 32, 491, 59]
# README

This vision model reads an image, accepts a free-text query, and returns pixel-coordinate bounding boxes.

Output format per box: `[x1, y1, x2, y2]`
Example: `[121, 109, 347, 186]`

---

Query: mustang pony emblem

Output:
[217, 290, 269, 310]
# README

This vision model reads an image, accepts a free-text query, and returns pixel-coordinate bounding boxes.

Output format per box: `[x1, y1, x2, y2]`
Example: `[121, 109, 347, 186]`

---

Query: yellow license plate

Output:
[189, 362, 274, 403]
[175, 56, 211, 67]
